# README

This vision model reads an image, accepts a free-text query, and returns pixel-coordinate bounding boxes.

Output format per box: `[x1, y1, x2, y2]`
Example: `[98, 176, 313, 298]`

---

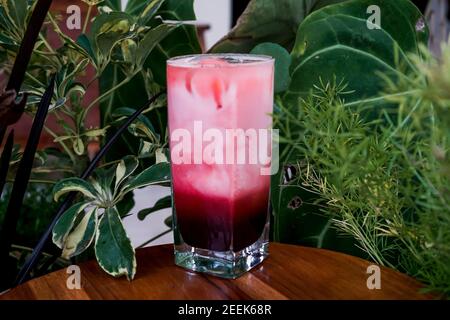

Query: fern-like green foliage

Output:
[274, 42, 450, 297]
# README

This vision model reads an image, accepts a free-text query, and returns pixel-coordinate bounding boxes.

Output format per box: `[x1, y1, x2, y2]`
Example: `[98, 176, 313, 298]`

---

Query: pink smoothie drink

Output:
[167, 55, 274, 252]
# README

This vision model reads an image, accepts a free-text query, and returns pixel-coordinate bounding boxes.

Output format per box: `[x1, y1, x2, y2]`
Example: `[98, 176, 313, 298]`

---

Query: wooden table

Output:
[0, 243, 430, 300]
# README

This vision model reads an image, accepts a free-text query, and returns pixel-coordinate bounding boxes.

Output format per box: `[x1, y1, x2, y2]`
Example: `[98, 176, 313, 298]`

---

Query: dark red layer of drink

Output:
[174, 189, 269, 252]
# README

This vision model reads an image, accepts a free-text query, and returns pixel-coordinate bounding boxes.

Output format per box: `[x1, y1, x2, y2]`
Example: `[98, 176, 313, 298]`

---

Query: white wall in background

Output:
[194, 0, 232, 50]
[121, 0, 232, 50]
[123, 187, 173, 248]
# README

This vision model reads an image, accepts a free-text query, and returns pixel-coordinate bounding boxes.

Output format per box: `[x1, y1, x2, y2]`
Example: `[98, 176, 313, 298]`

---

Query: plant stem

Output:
[97, 159, 121, 169]
[25, 72, 45, 88]
[38, 33, 56, 54]
[44, 126, 76, 164]
[82, 5, 93, 34]
[343, 90, 421, 108]
[137, 229, 172, 249]
[85, 75, 99, 89]
[6, 179, 56, 185]
[85, 72, 137, 114]
[387, 98, 422, 140]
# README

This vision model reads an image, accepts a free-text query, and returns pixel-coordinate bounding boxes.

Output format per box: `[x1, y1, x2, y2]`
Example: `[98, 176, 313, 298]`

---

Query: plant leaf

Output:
[1, 0, 28, 32]
[58, 59, 89, 98]
[76, 34, 97, 65]
[102, 0, 122, 11]
[62, 207, 98, 259]
[136, 23, 178, 68]
[155, 147, 168, 163]
[210, 0, 344, 53]
[52, 201, 91, 249]
[164, 215, 172, 228]
[272, 161, 363, 257]
[125, 0, 148, 14]
[250, 42, 291, 93]
[89, 12, 134, 68]
[137, 195, 172, 220]
[115, 155, 139, 190]
[286, 0, 429, 110]
[122, 162, 170, 194]
[53, 178, 98, 202]
[112, 107, 159, 141]
[73, 137, 85, 156]
[95, 206, 136, 280]
[94, 165, 116, 192]
[138, 0, 165, 26]
[83, 128, 107, 138]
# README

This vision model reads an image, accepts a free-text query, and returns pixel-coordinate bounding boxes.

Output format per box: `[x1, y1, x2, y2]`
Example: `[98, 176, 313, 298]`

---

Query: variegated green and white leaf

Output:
[62, 207, 98, 259]
[138, 0, 165, 26]
[155, 148, 169, 164]
[115, 155, 139, 190]
[73, 138, 85, 156]
[58, 59, 89, 98]
[95, 166, 116, 192]
[121, 162, 170, 195]
[0, 0, 28, 31]
[136, 23, 178, 68]
[91, 179, 110, 203]
[83, 128, 107, 138]
[52, 202, 91, 249]
[138, 140, 155, 158]
[53, 178, 99, 202]
[95, 207, 136, 280]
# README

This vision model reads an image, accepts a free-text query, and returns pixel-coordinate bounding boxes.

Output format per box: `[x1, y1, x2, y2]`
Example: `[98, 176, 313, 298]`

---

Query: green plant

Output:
[0, 0, 200, 284]
[214, 0, 449, 295]
[1, 0, 199, 175]
[286, 0, 428, 108]
[214, 0, 427, 256]
[273, 41, 450, 295]
[16, 92, 164, 286]
[51, 157, 170, 279]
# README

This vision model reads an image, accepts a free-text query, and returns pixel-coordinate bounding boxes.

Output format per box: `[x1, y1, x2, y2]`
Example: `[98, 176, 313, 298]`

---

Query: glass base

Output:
[174, 235, 269, 279]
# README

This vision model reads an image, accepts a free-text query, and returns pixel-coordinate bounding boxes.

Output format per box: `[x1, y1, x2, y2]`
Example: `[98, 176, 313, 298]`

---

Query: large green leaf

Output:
[95, 207, 136, 280]
[210, 0, 345, 53]
[122, 162, 170, 194]
[114, 155, 139, 190]
[52, 201, 91, 249]
[286, 0, 429, 107]
[62, 207, 98, 259]
[52, 178, 99, 202]
[250, 42, 291, 93]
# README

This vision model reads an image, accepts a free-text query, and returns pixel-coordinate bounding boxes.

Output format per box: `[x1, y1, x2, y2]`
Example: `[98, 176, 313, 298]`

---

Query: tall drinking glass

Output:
[167, 54, 275, 278]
